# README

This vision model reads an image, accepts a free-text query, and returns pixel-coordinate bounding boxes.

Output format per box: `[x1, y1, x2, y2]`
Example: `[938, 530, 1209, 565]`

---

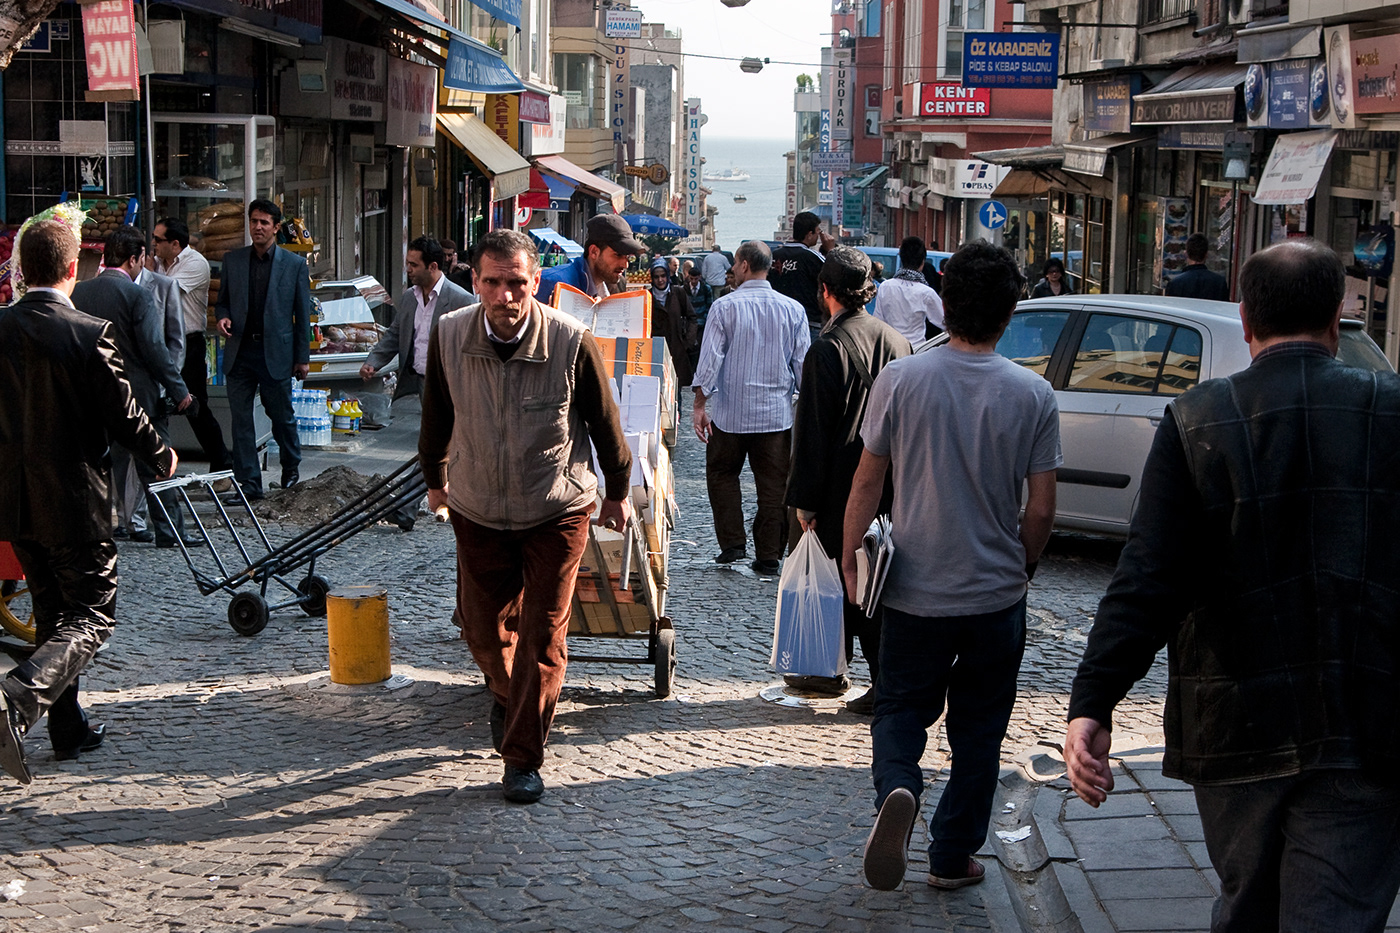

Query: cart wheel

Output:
[227, 593, 270, 636]
[298, 574, 331, 617]
[654, 626, 676, 698]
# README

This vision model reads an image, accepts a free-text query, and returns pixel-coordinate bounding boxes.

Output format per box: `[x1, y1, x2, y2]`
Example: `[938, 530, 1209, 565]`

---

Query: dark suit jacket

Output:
[785, 309, 911, 560]
[0, 290, 170, 544]
[365, 276, 475, 399]
[215, 245, 311, 379]
[72, 268, 187, 417]
[1165, 264, 1231, 301]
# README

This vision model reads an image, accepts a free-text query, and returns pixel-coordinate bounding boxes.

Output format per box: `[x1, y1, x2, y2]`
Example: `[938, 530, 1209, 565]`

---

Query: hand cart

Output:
[0, 542, 35, 645]
[568, 511, 676, 697]
[149, 458, 427, 636]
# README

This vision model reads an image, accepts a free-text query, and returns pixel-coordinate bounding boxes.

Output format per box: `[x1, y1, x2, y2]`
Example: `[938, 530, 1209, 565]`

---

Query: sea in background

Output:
[702, 135, 792, 248]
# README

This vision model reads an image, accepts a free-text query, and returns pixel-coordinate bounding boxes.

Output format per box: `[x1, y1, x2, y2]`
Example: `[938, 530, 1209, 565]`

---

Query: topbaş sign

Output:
[962, 32, 1060, 89]
[920, 83, 992, 116]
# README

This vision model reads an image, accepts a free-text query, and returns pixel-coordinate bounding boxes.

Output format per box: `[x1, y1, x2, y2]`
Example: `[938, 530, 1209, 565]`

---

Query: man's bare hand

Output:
[1065, 717, 1115, 806]
[427, 486, 449, 515]
[798, 511, 817, 533]
[158, 448, 179, 479]
[293, 363, 310, 381]
[692, 400, 712, 444]
[217, 318, 233, 337]
[359, 362, 376, 380]
[176, 393, 195, 413]
[596, 496, 632, 531]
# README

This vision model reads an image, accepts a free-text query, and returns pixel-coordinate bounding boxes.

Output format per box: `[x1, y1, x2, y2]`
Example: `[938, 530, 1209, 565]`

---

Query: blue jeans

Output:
[871, 597, 1026, 876]
[1194, 770, 1400, 933]
[225, 342, 300, 495]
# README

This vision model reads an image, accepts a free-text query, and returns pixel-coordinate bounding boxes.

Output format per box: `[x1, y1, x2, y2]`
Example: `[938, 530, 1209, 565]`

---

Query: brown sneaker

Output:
[863, 787, 917, 890]
[928, 858, 986, 890]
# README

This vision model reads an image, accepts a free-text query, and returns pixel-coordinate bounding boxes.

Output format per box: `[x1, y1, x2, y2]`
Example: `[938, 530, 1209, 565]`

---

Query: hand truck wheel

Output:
[654, 626, 676, 698]
[298, 574, 331, 617]
[228, 592, 270, 636]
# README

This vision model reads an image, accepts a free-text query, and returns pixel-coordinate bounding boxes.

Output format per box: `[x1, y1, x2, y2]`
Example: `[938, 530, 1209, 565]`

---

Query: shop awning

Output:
[1237, 22, 1321, 63]
[533, 155, 626, 213]
[1132, 63, 1248, 126]
[437, 113, 531, 201]
[1252, 130, 1338, 206]
[850, 166, 889, 190]
[529, 227, 583, 258]
[519, 168, 550, 210]
[993, 169, 1052, 199]
[974, 145, 1065, 168]
[1061, 132, 1154, 177]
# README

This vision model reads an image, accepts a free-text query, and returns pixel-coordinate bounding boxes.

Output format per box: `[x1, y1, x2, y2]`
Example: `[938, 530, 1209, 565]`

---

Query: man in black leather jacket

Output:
[1065, 238, 1400, 931]
[0, 219, 175, 785]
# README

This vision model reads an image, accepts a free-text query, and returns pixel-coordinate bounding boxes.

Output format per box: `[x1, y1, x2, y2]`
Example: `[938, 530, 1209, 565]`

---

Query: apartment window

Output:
[944, 0, 985, 78]
[902, 0, 923, 86]
[863, 0, 881, 37]
[1143, 0, 1193, 23]
[555, 53, 597, 129]
[883, 1, 897, 89]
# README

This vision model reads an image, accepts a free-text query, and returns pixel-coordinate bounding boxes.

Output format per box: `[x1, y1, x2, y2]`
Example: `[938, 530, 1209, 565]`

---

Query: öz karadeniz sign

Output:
[962, 32, 1060, 89]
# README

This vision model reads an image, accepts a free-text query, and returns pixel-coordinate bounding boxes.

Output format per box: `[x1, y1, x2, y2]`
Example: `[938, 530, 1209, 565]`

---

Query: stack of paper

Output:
[854, 516, 895, 618]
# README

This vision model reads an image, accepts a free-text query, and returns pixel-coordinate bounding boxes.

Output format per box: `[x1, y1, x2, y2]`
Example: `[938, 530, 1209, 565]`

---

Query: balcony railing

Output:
[1143, 0, 1193, 23]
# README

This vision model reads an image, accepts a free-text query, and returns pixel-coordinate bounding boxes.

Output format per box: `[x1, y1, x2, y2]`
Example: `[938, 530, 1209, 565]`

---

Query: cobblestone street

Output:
[0, 426, 1171, 932]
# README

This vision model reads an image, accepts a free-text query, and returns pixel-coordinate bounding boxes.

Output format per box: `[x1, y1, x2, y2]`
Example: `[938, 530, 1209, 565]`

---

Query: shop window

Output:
[1068, 314, 1200, 395]
[554, 53, 596, 129]
[996, 310, 1071, 377]
[1050, 193, 1109, 294]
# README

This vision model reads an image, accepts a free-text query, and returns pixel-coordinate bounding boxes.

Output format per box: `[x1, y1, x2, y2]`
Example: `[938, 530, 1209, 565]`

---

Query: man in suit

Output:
[71, 226, 197, 550]
[360, 235, 475, 399]
[0, 218, 175, 784]
[216, 199, 312, 501]
[1166, 233, 1231, 301]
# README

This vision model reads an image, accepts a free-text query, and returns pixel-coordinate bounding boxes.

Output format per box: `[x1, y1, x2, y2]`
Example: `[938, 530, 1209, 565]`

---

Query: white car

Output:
[923, 295, 1394, 535]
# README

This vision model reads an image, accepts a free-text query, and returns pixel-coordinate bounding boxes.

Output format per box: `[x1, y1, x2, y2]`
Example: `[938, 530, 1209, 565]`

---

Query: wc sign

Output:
[81, 0, 139, 99]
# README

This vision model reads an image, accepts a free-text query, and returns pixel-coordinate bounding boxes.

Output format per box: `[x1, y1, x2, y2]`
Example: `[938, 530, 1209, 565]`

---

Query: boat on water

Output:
[704, 167, 750, 182]
[733, 194, 747, 203]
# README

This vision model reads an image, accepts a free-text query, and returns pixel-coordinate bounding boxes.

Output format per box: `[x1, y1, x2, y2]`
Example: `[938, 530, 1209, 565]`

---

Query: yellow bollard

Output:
[326, 585, 391, 685]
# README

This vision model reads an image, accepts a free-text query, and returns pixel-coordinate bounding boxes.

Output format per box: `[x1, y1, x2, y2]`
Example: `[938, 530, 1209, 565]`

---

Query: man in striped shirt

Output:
[692, 240, 811, 575]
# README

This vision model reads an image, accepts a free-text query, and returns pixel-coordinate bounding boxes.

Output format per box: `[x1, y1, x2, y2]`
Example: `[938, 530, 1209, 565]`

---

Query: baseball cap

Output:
[586, 213, 646, 255]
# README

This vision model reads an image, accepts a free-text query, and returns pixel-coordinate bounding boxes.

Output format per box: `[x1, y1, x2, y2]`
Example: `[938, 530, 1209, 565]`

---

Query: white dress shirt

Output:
[692, 279, 810, 434]
[873, 275, 945, 345]
[412, 275, 445, 374]
[156, 245, 213, 336]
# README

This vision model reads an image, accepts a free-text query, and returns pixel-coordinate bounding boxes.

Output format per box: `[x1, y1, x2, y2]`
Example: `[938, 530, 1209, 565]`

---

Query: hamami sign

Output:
[920, 83, 992, 117]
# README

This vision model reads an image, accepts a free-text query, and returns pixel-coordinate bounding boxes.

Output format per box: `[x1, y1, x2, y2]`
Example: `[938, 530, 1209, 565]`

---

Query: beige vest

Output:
[435, 301, 597, 530]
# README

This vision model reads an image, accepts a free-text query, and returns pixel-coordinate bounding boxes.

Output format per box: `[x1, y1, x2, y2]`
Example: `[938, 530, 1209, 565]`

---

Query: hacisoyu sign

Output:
[962, 32, 1060, 89]
[82, 0, 139, 100]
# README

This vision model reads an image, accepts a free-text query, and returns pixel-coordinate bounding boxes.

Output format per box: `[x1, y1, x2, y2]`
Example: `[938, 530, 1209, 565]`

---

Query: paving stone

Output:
[1100, 896, 1215, 931]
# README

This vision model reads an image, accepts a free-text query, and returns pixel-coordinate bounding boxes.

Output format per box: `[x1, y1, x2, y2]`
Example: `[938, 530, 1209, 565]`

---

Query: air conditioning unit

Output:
[1228, 0, 1250, 25]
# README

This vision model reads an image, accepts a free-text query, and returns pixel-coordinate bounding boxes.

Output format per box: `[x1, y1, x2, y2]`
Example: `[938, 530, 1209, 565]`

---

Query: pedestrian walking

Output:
[692, 240, 810, 576]
[844, 240, 1059, 892]
[872, 237, 945, 345]
[152, 217, 231, 474]
[771, 211, 834, 341]
[701, 243, 732, 297]
[646, 257, 697, 388]
[536, 213, 645, 303]
[215, 198, 312, 501]
[1065, 238, 1400, 931]
[685, 266, 715, 371]
[72, 226, 198, 550]
[439, 237, 475, 294]
[419, 230, 632, 804]
[785, 247, 911, 714]
[1164, 233, 1230, 300]
[0, 218, 176, 784]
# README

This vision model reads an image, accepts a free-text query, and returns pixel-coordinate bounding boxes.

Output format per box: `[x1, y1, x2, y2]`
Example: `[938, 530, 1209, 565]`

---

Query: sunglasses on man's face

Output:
[152, 235, 169, 243]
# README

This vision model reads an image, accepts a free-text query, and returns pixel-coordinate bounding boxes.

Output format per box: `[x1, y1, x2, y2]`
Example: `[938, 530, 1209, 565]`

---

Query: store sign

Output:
[843, 185, 863, 232]
[445, 37, 525, 94]
[486, 93, 520, 149]
[1354, 223, 1394, 277]
[385, 58, 437, 148]
[962, 32, 1060, 89]
[525, 94, 566, 156]
[1324, 27, 1358, 128]
[1158, 125, 1231, 149]
[612, 39, 630, 172]
[1262, 59, 1311, 130]
[834, 177, 844, 226]
[472, 0, 520, 29]
[1062, 147, 1108, 176]
[604, 9, 642, 39]
[519, 91, 551, 124]
[818, 109, 832, 204]
[684, 98, 702, 229]
[832, 49, 852, 140]
[1083, 78, 1133, 133]
[1134, 87, 1238, 125]
[1349, 32, 1400, 115]
[1252, 129, 1338, 205]
[920, 83, 991, 117]
[811, 150, 851, 172]
[21, 21, 51, 53]
[949, 160, 1006, 196]
[82, 0, 139, 100]
[330, 39, 385, 121]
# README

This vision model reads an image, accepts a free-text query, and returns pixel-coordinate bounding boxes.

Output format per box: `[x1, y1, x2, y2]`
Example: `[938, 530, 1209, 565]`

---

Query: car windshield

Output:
[1338, 328, 1392, 373]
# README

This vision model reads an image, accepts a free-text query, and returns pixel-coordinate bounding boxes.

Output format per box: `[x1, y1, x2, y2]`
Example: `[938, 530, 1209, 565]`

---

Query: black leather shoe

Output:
[222, 490, 264, 506]
[0, 693, 32, 785]
[53, 723, 106, 762]
[113, 526, 131, 540]
[489, 700, 505, 754]
[395, 517, 415, 532]
[156, 535, 205, 550]
[127, 528, 155, 544]
[751, 558, 782, 576]
[502, 765, 543, 804]
[714, 547, 747, 564]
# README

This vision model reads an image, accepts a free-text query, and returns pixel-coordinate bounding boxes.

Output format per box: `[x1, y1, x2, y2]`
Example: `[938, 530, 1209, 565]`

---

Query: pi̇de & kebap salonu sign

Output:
[961, 32, 1060, 89]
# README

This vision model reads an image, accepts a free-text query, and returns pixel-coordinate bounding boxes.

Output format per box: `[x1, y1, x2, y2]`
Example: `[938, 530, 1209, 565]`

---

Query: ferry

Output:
[733, 194, 747, 203]
[703, 167, 750, 182]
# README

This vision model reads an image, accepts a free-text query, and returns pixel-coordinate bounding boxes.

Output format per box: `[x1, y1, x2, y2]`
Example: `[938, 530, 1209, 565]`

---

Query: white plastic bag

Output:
[770, 530, 848, 677]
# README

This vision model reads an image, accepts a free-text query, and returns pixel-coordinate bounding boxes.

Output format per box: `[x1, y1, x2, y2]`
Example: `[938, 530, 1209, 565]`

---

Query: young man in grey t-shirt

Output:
[843, 240, 1061, 892]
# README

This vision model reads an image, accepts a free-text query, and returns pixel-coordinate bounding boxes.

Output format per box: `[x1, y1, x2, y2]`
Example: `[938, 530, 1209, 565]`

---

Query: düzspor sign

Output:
[962, 32, 1060, 89]
[445, 38, 525, 93]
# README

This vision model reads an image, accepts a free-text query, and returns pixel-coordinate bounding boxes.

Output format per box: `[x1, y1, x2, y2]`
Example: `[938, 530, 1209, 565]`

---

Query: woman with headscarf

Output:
[648, 257, 697, 387]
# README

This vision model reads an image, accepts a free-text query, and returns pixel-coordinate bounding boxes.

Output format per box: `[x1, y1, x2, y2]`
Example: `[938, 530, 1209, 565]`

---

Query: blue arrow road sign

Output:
[979, 200, 1007, 230]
